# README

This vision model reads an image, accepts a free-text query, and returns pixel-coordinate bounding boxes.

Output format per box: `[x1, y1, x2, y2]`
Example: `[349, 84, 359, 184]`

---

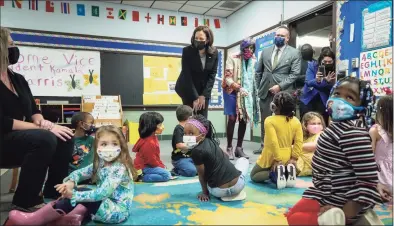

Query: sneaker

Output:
[317, 207, 345, 225]
[170, 169, 179, 177]
[355, 209, 384, 225]
[272, 165, 286, 189]
[286, 164, 297, 188]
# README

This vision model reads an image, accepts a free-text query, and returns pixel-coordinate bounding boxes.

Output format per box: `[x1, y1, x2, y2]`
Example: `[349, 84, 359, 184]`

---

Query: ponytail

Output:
[206, 120, 220, 145]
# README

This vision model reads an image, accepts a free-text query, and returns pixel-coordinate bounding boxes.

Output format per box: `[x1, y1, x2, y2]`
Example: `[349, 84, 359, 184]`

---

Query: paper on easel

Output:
[350, 23, 355, 42]
[99, 113, 121, 119]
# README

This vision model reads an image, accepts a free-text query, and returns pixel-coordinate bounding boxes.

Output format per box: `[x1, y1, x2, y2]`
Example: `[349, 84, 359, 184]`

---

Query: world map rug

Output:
[86, 174, 393, 225]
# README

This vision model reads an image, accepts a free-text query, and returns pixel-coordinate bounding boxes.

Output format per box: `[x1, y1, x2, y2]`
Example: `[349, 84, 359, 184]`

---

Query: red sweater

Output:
[132, 135, 165, 170]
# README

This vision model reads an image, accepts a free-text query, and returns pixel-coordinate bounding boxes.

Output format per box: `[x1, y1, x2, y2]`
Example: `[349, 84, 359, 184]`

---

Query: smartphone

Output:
[318, 65, 326, 76]
[337, 71, 346, 80]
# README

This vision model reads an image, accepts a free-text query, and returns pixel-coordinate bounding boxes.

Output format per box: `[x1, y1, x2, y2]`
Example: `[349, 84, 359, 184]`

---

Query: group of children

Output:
[6, 76, 393, 226]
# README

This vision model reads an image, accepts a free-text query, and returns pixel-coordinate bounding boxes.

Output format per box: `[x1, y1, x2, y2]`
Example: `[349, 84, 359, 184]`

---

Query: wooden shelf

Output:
[37, 103, 81, 124]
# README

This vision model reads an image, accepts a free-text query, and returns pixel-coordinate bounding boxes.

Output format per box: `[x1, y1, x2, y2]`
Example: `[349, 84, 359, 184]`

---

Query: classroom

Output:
[0, 0, 393, 225]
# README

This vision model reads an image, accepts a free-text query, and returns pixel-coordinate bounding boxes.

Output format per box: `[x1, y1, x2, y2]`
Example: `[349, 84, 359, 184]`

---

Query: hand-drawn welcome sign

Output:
[9, 46, 101, 97]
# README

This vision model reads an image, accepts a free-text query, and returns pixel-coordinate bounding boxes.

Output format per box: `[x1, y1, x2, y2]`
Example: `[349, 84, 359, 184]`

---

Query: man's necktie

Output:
[272, 49, 280, 69]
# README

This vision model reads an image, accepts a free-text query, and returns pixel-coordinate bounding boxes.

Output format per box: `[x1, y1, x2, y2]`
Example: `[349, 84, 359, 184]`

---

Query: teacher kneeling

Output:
[0, 27, 74, 212]
[175, 25, 218, 118]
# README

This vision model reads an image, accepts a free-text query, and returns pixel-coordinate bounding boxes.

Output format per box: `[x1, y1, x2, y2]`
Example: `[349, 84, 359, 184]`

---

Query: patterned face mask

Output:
[97, 147, 121, 162]
[326, 97, 364, 121]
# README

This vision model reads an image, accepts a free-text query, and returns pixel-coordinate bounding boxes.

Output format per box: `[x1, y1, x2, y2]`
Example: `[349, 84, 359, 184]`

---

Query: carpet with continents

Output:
[86, 173, 393, 225]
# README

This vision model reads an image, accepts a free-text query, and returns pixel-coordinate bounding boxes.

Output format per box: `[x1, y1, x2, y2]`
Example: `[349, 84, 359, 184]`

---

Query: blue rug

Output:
[85, 172, 393, 225]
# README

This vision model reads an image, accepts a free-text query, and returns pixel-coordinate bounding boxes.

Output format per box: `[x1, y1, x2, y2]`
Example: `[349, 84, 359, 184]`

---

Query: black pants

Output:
[299, 95, 329, 126]
[54, 188, 101, 221]
[182, 98, 210, 119]
[0, 129, 73, 208]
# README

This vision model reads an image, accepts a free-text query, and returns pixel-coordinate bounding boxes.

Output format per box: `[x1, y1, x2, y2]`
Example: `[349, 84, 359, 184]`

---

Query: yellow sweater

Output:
[297, 133, 320, 176]
[256, 115, 303, 168]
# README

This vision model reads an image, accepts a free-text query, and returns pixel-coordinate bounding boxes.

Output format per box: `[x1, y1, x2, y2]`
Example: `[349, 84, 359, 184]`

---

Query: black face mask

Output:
[193, 40, 206, 50]
[83, 123, 96, 136]
[301, 49, 313, 61]
[324, 63, 335, 73]
[8, 47, 20, 65]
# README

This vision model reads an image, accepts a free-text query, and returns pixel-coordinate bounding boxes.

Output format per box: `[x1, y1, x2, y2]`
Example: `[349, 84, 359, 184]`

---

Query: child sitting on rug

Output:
[7, 125, 137, 225]
[133, 112, 171, 182]
[287, 77, 386, 226]
[296, 112, 325, 176]
[171, 105, 197, 177]
[370, 94, 393, 193]
[184, 115, 249, 202]
[69, 112, 96, 175]
[250, 91, 303, 189]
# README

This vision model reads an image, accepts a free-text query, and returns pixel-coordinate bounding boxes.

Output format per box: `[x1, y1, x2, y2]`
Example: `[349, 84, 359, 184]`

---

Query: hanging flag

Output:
[46, 0, 54, 12]
[132, 11, 139, 22]
[12, 0, 22, 8]
[92, 5, 99, 17]
[118, 9, 126, 20]
[169, 16, 176, 26]
[61, 2, 70, 14]
[145, 13, 151, 23]
[0, 0, 4, 7]
[77, 4, 85, 16]
[28, 0, 38, 10]
[204, 19, 210, 27]
[106, 7, 114, 19]
[214, 19, 221, 29]
[194, 18, 198, 27]
[157, 14, 164, 25]
[181, 16, 187, 26]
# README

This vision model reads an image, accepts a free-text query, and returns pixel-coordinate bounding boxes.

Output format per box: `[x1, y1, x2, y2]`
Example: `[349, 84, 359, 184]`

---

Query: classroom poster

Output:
[9, 46, 101, 97]
[361, 1, 392, 51]
[143, 56, 182, 105]
[255, 31, 276, 61]
[359, 47, 392, 96]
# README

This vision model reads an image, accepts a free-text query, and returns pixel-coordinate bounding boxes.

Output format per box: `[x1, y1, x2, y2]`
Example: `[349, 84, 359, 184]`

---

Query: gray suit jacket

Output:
[255, 45, 301, 100]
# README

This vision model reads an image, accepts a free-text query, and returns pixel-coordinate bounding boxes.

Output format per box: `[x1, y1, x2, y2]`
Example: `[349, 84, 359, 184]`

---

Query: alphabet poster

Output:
[9, 46, 101, 97]
[359, 46, 392, 96]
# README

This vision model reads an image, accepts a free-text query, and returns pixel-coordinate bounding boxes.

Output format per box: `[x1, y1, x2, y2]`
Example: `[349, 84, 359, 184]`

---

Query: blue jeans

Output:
[142, 167, 171, 182]
[172, 158, 197, 177]
[208, 157, 249, 198]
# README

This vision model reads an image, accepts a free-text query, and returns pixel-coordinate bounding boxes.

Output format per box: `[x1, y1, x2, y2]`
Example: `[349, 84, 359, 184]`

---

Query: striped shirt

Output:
[303, 119, 382, 223]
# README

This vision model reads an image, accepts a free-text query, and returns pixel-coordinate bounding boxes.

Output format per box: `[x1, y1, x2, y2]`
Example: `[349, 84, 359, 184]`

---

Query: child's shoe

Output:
[286, 164, 297, 188]
[354, 209, 384, 225]
[317, 207, 345, 225]
[270, 164, 286, 189]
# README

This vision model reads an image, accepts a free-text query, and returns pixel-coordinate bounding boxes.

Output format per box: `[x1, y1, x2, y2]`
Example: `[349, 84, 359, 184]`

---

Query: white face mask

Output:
[97, 147, 121, 162]
[183, 136, 198, 149]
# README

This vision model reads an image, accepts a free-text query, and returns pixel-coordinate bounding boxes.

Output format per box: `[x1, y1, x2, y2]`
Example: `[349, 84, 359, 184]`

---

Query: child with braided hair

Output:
[250, 91, 303, 189]
[183, 115, 249, 202]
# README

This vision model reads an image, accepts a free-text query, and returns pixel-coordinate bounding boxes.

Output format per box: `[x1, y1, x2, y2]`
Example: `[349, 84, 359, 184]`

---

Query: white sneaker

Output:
[221, 190, 247, 202]
[276, 165, 287, 190]
[354, 209, 384, 225]
[318, 207, 346, 225]
[286, 164, 297, 188]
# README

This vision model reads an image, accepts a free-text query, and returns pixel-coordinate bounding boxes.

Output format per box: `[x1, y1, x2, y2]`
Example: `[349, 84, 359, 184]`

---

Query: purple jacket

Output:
[300, 61, 332, 106]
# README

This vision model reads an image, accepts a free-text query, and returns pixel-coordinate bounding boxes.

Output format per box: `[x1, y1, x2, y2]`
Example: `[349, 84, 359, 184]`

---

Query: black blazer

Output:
[175, 45, 218, 104]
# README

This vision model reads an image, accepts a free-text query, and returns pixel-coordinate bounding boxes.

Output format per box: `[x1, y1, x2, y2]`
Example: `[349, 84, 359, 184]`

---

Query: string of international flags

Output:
[1, 0, 221, 28]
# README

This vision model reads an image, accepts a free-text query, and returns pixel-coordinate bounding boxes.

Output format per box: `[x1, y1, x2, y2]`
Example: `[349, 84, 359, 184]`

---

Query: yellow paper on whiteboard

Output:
[152, 80, 169, 92]
[157, 94, 171, 105]
[144, 78, 155, 93]
[170, 94, 182, 104]
[143, 56, 156, 68]
[150, 67, 164, 79]
[143, 94, 157, 105]
[167, 69, 180, 81]
[128, 122, 140, 145]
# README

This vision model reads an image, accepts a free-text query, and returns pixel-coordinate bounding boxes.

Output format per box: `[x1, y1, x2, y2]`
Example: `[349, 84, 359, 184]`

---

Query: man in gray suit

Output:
[254, 26, 301, 154]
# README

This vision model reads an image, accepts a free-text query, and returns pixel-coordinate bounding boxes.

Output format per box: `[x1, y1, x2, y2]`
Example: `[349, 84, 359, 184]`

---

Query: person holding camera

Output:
[299, 49, 336, 125]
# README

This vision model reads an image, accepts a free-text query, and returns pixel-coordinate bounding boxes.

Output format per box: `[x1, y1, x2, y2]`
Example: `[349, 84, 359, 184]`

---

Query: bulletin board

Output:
[254, 29, 276, 61]
[336, 0, 393, 96]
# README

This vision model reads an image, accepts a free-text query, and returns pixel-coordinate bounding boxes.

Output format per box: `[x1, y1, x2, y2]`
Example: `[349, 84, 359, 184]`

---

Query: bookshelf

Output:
[37, 104, 81, 125]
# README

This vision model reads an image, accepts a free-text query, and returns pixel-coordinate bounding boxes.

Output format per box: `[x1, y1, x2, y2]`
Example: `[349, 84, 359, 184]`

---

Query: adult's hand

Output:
[377, 183, 392, 202]
[325, 71, 336, 84]
[198, 96, 206, 110]
[50, 124, 74, 141]
[239, 88, 249, 97]
[269, 85, 280, 95]
[193, 99, 200, 112]
[37, 119, 54, 130]
[316, 71, 324, 83]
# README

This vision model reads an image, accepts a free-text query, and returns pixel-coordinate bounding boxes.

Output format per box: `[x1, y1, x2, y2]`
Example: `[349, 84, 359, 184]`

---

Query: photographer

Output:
[299, 49, 336, 125]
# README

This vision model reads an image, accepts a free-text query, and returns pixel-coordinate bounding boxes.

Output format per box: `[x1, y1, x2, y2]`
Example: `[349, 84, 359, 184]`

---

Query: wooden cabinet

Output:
[37, 104, 81, 125]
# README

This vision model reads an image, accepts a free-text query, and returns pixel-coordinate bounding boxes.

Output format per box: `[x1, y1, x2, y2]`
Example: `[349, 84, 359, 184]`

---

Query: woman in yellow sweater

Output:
[251, 92, 303, 189]
[296, 112, 325, 176]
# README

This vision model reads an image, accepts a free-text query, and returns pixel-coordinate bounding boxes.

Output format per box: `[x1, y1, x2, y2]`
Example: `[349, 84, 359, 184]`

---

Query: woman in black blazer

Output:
[175, 25, 218, 119]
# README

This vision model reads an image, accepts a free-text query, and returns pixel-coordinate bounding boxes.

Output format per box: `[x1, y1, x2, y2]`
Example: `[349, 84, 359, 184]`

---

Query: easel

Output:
[81, 95, 123, 128]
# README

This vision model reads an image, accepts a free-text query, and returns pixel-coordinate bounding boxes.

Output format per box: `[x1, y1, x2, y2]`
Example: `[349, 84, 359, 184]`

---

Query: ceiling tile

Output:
[179, 4, 209, 14]
[168, 1, 187, 4]
[214, 1, 248, 11]
[204, 8, 233, 17]
[186, 1, 220, 8]
[122, 1, 154, 7]
[152, 1, 183, 11]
